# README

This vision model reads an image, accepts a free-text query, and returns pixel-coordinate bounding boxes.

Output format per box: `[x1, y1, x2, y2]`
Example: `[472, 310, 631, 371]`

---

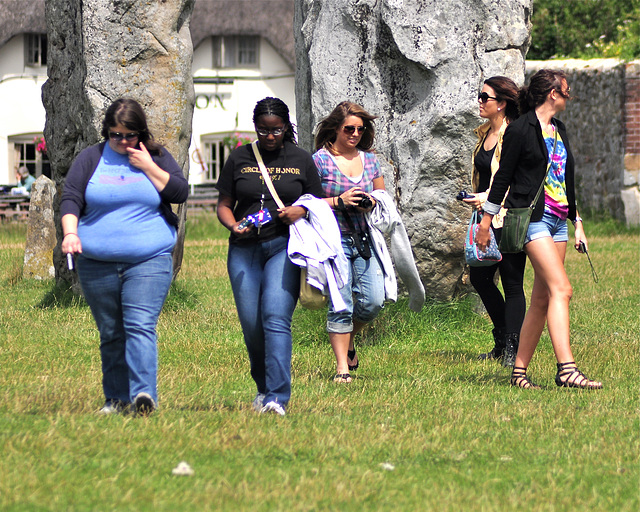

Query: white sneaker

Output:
[97, 400, 126, 415]
[133, 392, 156, 416]
[260, 400, 285, 416]
[252, 393, 266, 412]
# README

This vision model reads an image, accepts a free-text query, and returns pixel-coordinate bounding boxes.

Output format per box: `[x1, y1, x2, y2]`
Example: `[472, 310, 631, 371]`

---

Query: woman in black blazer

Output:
[476, 69, 602, 390]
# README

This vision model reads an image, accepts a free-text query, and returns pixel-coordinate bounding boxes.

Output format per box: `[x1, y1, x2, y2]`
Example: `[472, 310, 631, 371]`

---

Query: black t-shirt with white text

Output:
[216, 141, 324, 244]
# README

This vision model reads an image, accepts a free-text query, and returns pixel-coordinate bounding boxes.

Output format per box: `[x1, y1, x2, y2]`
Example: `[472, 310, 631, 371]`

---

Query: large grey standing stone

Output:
[42, 0, 195, 284]
[23, 176, 57, 280]
[295, 0, 532, 300]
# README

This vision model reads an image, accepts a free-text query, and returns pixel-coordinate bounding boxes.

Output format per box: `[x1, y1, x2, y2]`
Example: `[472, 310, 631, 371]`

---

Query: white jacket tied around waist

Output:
[367, 189, 425, 312]
[288, 194, 349, 312]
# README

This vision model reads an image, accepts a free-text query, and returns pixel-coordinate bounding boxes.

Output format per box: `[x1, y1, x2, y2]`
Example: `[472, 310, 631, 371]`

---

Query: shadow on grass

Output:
[35, 279, 201, 311]
[36, 280, 87, 309]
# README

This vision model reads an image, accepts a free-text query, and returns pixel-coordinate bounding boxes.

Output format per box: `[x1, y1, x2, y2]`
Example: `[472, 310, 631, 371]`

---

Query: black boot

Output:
[502, 333, 519, 368]
[478, 327, 506, 361]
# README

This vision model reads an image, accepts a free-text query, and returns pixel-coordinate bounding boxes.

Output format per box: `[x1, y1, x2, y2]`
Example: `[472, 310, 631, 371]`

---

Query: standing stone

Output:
[295, 0, 532, 300]
[42, 0, 195, 284]
[23, 176, 57, 280]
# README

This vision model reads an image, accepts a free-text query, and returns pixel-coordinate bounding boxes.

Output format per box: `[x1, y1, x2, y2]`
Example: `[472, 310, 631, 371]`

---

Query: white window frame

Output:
[200, 132, 253, 183]
[212, 36, 259, 69]
[9, 134, 50, 179]
[25, 33, 47, 67]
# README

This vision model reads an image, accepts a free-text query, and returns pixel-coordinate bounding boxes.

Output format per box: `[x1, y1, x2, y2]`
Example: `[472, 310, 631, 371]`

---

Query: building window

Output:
[11, 135, 50, 179]
[25, 34, 47, 66]
[212, 36, 259, 68]
[201, 133, 253, 182]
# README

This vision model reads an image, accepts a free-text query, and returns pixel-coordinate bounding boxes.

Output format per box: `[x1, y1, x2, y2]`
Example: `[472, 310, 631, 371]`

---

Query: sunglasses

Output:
[555, 86, 571, 99]
[256, 127, 285, 137]
[342, 125, 366, 135]
[478, 92, 498, 103]
[109, 131, 139, 142]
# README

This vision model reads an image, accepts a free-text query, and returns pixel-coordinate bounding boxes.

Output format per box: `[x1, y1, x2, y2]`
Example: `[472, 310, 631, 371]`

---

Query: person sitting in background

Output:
[16, 166, 36, 193]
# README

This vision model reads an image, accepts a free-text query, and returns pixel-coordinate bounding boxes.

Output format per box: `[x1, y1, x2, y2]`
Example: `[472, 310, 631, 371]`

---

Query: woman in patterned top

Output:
[476, 70, 602, 390]
[313, 101, 386, 383]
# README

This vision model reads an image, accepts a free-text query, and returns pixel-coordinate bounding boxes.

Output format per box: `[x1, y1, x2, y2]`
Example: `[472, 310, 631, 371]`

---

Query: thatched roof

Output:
[191, 0, 295, 68]
[0, 0, 295, 68]
[0, 1, 47, 47]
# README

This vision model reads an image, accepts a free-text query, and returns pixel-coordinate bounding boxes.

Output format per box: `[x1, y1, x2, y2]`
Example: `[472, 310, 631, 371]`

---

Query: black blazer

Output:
[485, 109, 577, 223]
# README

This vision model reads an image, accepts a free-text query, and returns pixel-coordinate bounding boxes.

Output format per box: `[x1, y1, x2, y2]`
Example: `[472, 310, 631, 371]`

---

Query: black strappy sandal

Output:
[347, 349, 359, 371]
[555, 361, 603, 390]
[510, 366, 541, 389]
[333, 373, 352, 383]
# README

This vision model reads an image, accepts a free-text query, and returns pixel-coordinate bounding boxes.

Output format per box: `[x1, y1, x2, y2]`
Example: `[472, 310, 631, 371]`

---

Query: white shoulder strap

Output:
[251, 141, 285, 209]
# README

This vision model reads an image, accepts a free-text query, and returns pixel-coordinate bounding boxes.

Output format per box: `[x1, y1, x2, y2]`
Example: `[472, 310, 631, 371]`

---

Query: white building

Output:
[0, 0, 296, 187]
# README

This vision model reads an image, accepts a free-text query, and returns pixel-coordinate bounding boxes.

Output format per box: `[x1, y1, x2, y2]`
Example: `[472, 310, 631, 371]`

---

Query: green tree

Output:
[529, 0, 640, 60]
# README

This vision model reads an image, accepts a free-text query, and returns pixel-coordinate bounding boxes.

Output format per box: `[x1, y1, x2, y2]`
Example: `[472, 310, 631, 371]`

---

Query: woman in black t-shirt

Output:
[216, 97, 323, 416]
[461, 77, 526, 366]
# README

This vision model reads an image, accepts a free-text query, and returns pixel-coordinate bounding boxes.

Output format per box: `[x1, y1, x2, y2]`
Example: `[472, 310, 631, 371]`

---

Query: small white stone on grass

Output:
[172, 461, 194, 476]
[379, 462, 395, 471]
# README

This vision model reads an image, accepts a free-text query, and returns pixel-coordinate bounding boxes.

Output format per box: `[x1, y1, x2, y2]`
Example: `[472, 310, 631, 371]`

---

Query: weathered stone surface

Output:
[23, 176, 56, 280]
[295, 0, 532, 300]
[42, 0, 195, 283]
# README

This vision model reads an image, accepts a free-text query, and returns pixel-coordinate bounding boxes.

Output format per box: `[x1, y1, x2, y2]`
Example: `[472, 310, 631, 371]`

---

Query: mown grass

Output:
[0, 215, 638, 511]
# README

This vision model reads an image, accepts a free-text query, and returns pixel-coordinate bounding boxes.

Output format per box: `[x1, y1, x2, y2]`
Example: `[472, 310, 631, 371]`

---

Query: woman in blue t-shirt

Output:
[61, 98, 188, 415]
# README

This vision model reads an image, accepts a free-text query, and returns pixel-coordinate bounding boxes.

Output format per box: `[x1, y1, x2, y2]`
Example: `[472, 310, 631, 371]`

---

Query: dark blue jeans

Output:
[77, 253, 173, 405]
[227, 236, 299, 408]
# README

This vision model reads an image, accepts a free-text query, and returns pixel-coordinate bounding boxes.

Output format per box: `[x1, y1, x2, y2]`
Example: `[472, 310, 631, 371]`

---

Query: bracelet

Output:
[63, 233, 78, 239]
[572, 216, 583, 225]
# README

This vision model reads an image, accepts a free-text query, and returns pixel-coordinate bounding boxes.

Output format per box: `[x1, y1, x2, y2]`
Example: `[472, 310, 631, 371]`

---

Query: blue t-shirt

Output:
[78, 144, 176, 262]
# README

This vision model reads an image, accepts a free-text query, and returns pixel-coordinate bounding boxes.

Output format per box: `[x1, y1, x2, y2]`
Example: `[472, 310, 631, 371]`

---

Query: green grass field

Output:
[0, 216, 638, 511]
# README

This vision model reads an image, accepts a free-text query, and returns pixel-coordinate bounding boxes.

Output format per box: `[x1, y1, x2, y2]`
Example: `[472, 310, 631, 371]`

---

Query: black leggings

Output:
[469, 230, 527, 334]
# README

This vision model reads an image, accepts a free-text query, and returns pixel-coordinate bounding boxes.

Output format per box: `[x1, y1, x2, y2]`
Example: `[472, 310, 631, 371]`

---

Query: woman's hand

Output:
[231, 220, 254, 238]
[574, 222, 588, 252]
[338, 187, 367, 209]
[278, 205, 307, 225]
[61, 232, 83, 255]
[474, 214, 493, 251]
[127, 142, 170, 192]
[462, 191, 487, 209]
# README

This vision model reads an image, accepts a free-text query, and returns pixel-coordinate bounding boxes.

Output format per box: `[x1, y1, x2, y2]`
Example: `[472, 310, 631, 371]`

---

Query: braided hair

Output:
[253, 97, 297, 145]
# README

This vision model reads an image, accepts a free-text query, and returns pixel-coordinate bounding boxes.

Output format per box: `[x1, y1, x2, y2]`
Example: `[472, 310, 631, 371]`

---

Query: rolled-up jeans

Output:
[227, 236, 299, 408]
[77, 253, 173, 405]
[327, 234, 385, 333]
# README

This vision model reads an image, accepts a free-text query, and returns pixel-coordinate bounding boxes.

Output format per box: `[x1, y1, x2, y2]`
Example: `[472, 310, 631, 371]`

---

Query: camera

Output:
[357, 195, 373, 209]
[456, 190, 475, 201]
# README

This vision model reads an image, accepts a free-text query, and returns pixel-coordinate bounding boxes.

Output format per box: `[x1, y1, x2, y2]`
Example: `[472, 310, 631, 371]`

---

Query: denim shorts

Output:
[526, 211, 569, 244]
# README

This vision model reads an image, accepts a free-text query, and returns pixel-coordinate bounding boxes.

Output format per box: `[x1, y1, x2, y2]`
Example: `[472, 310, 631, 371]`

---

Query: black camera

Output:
[456, 190, 475, 201]
[357, 195, 373, 209]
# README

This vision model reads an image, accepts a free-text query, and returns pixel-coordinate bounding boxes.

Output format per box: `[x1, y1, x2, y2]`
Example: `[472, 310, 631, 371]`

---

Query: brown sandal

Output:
[510, 366, 541, 389]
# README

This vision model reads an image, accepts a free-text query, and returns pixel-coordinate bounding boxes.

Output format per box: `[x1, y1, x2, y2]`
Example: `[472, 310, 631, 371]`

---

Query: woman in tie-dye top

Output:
[476, 69, 602, 390]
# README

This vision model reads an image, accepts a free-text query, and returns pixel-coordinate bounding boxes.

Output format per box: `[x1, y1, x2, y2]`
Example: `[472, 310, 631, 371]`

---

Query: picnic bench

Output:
[0, 195, 30, 221]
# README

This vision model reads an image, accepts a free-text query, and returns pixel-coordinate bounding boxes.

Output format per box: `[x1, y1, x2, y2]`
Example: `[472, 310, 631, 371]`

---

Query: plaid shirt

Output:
[313, 148, 382, 234]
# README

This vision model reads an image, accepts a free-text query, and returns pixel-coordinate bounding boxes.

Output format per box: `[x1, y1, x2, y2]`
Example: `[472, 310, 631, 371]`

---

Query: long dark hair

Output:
[101, 98, 162, 155]
[518, 69, 568, 113]
[484, 76, 519, 122]
[252, 97, 297, 145]
[314, 101, 377, 153]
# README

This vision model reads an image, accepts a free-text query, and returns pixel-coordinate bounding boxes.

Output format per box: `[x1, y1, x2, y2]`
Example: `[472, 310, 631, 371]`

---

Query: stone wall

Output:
[526, 59, 640, 226]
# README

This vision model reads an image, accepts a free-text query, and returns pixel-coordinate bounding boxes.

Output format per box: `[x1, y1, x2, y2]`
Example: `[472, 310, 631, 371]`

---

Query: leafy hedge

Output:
[529, 0, 640, 60]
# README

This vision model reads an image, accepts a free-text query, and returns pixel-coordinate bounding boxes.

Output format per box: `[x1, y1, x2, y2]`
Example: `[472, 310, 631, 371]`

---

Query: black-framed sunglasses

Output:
[256, 127, 286, 137]
[109, 131, 139, 142]
[478, 92, 498, 103]
[342, 125, 366, 135]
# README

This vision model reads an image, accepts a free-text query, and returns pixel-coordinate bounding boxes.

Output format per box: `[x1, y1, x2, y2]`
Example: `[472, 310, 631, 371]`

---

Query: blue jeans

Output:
[327, 235, 385, 333]
[77, 253, 173, 405]
[227, 236, 299, 408]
